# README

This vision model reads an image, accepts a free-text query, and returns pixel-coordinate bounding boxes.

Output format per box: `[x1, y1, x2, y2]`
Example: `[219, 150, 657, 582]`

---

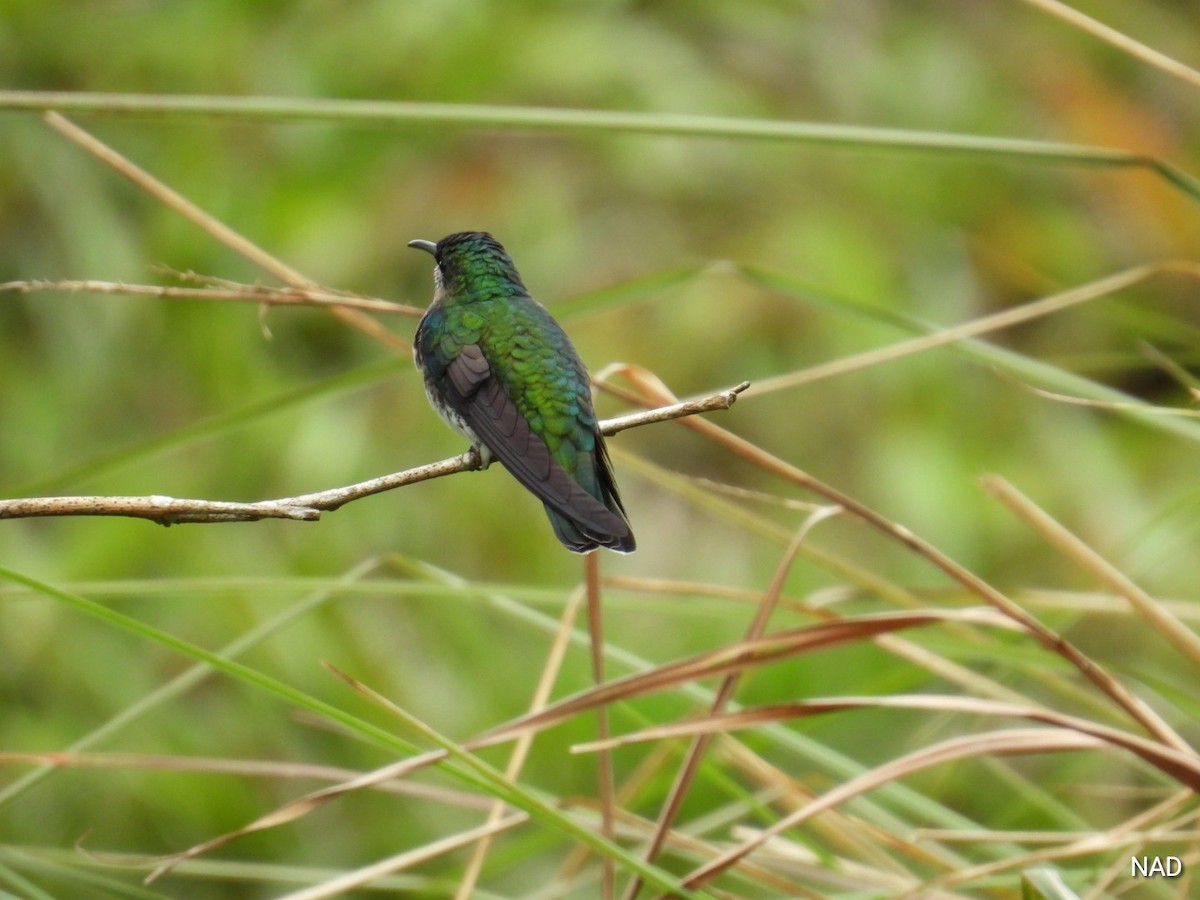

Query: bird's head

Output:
[408, 231, 528, 303]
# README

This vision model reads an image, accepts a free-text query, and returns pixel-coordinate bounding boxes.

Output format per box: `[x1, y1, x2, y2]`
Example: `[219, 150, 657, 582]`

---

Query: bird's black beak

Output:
[408, 239, 438, 256]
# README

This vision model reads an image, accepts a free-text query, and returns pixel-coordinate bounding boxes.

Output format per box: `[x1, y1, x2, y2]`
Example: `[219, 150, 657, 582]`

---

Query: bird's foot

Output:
[469, 445, 494, 469]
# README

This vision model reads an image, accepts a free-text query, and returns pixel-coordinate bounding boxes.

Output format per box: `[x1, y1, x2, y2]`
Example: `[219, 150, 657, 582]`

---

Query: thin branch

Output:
[0, 278, 422, 316]
[0, 383, 748, 526]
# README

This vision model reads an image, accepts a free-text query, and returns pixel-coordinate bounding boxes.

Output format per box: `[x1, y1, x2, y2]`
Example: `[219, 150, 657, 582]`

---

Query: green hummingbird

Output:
[409, 231, 635, 554]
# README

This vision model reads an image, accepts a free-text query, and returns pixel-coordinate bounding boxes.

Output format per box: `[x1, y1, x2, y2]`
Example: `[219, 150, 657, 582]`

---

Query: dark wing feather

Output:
[442, 345, 632, 546]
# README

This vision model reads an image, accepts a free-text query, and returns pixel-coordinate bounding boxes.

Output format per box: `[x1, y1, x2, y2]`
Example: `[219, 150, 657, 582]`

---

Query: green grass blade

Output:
[1, 91, 1196, 203]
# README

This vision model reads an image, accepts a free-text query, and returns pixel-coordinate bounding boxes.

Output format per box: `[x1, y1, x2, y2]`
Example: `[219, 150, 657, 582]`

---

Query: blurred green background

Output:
[2, 1, 1199, 896]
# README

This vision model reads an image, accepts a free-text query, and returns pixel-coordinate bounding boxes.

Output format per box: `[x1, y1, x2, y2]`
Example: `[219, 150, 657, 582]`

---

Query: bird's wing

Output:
[443, 344, 631, 539]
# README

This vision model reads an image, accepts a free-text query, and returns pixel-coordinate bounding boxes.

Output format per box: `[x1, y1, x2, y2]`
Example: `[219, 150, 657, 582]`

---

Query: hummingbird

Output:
[409, 231, 635, 554]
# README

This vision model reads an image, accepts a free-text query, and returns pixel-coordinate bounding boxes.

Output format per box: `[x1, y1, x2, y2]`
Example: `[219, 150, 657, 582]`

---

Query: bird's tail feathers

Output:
[546, 506, 636, 554]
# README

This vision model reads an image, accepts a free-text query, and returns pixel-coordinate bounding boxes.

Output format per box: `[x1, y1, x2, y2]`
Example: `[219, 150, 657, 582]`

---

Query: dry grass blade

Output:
[566, 798, 819, 897]
[583, 553, 617, 900]
[676, 728, 1107, 893]
[478, 609, 1016, 747]
[575, 694, 1200, 791]
[739, 262, 1198, 398]
[602, 576, 815, 615]
[983, 475, 1200, 670]
[723, 833, 965, 899]
[719, 741, 960, 889]
[1019, 0, 1200, 89]
[276, 813, 526, 900]
[1002, 375, 1200, 418]
[144, 746, 452, 883]
[0, 751, 489, 808]
[604, 576, 1036, 707]
[916, 793, 1199, 896]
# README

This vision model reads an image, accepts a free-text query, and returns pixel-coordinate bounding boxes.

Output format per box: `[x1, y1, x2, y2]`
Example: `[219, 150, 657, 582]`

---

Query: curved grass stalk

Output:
[0, 91, 1196, 202]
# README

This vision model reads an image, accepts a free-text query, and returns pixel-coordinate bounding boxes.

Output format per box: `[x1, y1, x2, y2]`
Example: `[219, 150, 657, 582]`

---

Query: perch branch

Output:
[0, 382, 748, 526]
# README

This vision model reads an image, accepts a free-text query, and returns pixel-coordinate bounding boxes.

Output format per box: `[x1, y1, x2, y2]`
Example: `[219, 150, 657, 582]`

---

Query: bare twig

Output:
[0, 278, 422, 316]
[0, 383, 748, 525]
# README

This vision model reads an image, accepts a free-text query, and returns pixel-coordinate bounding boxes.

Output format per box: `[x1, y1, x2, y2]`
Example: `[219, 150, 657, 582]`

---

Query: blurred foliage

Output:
[2, 0, 1200, 897]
